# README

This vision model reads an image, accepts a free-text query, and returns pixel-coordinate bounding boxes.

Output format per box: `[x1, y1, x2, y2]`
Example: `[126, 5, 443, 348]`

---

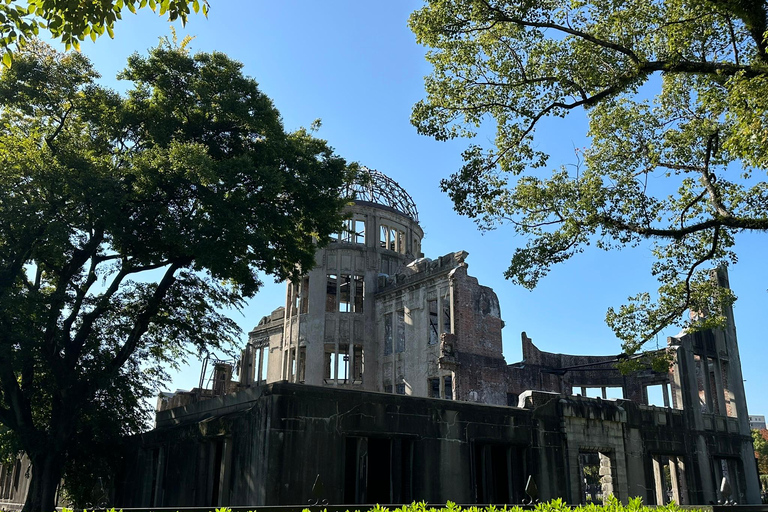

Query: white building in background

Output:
[749, 414, 766, 430]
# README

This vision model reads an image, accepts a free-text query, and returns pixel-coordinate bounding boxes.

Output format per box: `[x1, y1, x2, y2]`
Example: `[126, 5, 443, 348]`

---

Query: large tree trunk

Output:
[23, 450, 65, 512]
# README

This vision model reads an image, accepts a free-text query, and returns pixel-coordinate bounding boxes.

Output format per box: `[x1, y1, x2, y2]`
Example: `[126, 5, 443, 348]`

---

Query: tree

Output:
[0, 39, 351, 512]
[0, 0, 208, 68]
[755, 429, 768, 475]
[410, 0, 768, 355]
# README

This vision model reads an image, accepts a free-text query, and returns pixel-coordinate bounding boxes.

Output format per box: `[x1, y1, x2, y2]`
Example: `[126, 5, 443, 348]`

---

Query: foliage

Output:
[0, 0, 208, 68]
[754, 429, 768, 475]
[0, 39, 351, 512]
[409, 0, 768, 355]
[52, 499, 712, 512]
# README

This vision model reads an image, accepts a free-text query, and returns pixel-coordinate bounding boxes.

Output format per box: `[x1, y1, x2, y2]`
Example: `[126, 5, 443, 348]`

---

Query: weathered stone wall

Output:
[116, 381, 760, 508]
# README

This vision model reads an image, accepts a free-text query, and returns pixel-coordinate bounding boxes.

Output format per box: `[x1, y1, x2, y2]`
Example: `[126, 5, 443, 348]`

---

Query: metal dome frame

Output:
[343, 167, 419, 221]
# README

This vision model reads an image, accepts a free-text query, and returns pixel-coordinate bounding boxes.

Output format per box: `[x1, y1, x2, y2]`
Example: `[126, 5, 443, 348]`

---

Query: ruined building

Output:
[108, 169, 761, 508]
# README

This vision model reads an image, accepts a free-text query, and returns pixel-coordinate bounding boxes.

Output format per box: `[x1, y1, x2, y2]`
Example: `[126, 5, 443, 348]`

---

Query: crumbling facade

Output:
[134, 169, 759, 507]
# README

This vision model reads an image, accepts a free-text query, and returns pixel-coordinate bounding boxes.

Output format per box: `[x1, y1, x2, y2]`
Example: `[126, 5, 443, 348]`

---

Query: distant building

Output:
[750, 415, 766, 430]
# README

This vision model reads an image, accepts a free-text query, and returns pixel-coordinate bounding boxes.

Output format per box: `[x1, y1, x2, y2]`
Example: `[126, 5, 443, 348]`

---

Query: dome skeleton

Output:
[344, 167, 419, 222]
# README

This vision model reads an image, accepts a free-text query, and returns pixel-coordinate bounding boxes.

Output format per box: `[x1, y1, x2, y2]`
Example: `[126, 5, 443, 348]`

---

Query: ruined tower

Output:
[244, 167, 424, 391]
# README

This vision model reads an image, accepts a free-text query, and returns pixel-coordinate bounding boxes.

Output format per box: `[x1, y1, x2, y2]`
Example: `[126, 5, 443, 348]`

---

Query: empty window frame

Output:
[574, 386, 624, 400]
[442, 297, 452, 334]
[324, 344, 361, 383]
[336, 345, 350, 381]
[289, 282, 298, 316]
[353, 219, 365, 244]
[395, 310, 406, 353]
[327, 274, 364, 313]
[297, 346, 306, 383]
[339, 275, 352, 312]
[326, 274, 337, 312]
[714, 457, 743, 503]
[579, 451, 603, 504]
[344, 437, 413, 505]
[324, 345, 334, 380]
[384, 313, 393, 355]
[353, 344, 363, 381]
[289, 348, 297, 381]
[645, 383, 670, 408]
[291, 277, 310, 315]
[298, 277, 309, 314]
[473, 444, 526, 504]
[429, 377, 440, 398]
[341, 219, 353, 243]
[721, 361, 737, 418]
[256, 346, 269, 383]
[380, 223, 406, 253]
[707, 357, 722, 414]
[444, 376, 453, 400]
[428, 299, 439, 345]
[354, 276, 364, 313]
[651, 455, 687, 505]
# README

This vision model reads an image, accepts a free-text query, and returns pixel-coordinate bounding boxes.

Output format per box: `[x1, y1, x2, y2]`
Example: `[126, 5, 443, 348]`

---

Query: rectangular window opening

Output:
[384, 313, 393, 355]
[353, 275, 364, 313]
[645, 383, 669, 407]
[299, 277, 309, 314]
[326, 274, 337, 312]
[339, 274, 352, 312]
[354, 219, 366, 244]
[324, 345, 334, 380]
[442, 298, 452, 334]
[335, 346, 350, 382]
[353, 344, 363, 381]
[444, 375, 453, 400]
[341, 219, 354, 243]
[722, 361, 737, 418]
[429, 378, 440, 398]
[258, 347, 268, 382]
[707, 357, 721, 414]
[579, 451, 603, 504]
[428, 299, 439, 345]
[297, 347, 306, 383]
[395, 310, 406, 353]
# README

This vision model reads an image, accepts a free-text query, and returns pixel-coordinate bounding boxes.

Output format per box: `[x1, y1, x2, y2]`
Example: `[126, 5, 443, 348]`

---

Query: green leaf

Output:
[1, 50, 10, 68]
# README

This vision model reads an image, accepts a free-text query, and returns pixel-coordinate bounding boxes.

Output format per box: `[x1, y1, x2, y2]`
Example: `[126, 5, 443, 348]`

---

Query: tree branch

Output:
[105, 259, 190, 375]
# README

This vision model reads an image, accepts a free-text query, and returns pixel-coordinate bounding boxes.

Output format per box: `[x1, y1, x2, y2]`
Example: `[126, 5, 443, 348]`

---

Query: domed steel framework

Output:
[343, 167, 419, 221]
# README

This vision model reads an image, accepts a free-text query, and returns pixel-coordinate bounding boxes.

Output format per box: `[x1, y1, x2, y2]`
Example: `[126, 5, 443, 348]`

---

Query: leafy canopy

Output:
[754, 429, 768, 475]
[0, 39, 351, 512]
[410, 0, 768, 354]
[0, 0, 208, 68]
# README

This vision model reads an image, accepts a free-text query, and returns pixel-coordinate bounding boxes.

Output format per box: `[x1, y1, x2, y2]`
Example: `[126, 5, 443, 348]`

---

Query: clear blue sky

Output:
[69, 1, 766, 417]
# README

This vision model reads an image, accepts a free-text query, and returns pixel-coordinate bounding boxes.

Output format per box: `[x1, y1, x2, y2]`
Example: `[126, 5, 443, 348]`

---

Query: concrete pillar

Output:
[652, 456, 665, 505]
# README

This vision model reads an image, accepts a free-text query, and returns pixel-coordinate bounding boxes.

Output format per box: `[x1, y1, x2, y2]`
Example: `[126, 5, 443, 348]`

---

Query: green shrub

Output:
[59, 496, 711, 512]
